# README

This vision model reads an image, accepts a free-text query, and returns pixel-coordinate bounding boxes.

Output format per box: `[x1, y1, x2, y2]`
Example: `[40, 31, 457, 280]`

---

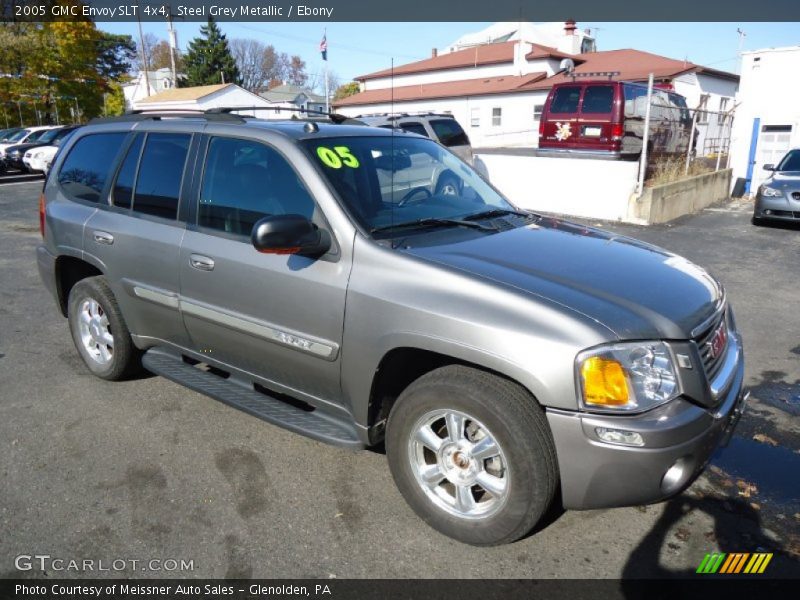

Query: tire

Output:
[435, 173, 461, 197]
[386, 365, 558, 546]
[67, 276, 141, 380]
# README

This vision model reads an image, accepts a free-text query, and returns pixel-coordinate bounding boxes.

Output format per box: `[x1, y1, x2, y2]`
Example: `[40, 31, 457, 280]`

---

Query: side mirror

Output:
[763, 164, 775, 172]
[251, 214, 331, 257]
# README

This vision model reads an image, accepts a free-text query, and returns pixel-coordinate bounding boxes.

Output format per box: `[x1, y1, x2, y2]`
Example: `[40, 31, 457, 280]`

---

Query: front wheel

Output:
[386, 365, 558, 545]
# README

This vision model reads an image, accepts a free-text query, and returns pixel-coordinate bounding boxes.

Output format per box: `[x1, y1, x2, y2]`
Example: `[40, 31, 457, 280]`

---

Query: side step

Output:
[142, 348, 363, 449]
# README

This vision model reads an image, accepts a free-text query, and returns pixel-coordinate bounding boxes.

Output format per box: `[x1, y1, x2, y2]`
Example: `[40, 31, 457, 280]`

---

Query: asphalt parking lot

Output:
[1, 178, 799, 579]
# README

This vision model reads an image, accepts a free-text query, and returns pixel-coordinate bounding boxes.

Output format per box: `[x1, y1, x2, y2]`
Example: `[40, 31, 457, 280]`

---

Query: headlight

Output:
[761, 186, 783, 197]
[576, 342, 679, 412]
[10, 150, 20, 158]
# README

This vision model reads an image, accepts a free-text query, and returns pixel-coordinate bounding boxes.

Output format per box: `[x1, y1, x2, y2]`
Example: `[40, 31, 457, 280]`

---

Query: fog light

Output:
[765, 209, 772, 215]
[595, 427, 644, 447]
[661, 457, 692, 494]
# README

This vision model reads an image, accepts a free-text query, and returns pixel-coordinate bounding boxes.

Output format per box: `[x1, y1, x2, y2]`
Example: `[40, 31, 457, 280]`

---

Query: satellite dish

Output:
[559, 58, 575, 74]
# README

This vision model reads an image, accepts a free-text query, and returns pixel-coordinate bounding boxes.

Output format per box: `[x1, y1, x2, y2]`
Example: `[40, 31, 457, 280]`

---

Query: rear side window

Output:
[581, 86, 614, 114]
[429, 119, 469, 147]
[550, 86, 581, 113]
[132, 133, 190, 219]
[57, 132, 127, 202]
[399, 122, 429, 137]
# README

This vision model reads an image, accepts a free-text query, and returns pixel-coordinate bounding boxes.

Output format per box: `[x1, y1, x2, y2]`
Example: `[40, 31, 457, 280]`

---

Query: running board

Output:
[142, 348, 363, 449]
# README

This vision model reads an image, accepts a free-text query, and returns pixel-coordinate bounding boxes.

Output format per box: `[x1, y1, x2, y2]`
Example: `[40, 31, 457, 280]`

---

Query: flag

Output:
[320, 33, 328, 61]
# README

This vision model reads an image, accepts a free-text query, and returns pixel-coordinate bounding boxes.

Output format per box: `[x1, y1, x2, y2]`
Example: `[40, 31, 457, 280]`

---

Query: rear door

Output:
[573, 84, 617, 151]
[541, 85, 582, 149]
[83, 128, 195, 348]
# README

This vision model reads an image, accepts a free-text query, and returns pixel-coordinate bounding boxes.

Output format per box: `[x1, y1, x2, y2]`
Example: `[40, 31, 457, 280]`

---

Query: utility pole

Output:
[166, 5, 179, 86]
[137, 2, 151, 96]
[736, 28, 746, 74]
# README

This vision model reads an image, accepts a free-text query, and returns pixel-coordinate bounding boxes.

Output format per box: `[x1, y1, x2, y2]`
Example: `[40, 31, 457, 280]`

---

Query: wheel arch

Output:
[364, 342, 547, 445]
[54, 255, 103, 317]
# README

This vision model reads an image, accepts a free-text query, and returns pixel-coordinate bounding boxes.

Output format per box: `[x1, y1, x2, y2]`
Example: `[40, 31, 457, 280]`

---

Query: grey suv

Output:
[38, 110, 747, 546]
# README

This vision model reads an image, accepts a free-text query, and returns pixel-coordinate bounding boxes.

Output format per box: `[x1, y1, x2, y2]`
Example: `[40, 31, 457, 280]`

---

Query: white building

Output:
[730, 46, 800, 194]
[132, 83, 272, 115]
[122, 68, 178, 110]
[335, 23, 738, 152]
[257, 84, 327, 114]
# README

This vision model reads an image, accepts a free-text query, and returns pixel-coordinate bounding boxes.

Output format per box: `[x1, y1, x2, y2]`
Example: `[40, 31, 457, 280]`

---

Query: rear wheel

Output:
[386, 365, 558, 545]
[67, 276, 141, 380]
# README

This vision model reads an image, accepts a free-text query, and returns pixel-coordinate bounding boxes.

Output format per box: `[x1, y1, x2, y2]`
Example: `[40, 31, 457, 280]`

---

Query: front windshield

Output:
[776, 150, 800, 172]
[38, 128, 61, 143]
[26, 129, 49, 142]
[302, 135, 514, 234]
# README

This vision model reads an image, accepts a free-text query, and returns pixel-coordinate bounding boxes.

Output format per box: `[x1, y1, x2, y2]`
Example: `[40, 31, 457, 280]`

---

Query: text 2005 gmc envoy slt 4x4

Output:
[37, 110, 747, 546]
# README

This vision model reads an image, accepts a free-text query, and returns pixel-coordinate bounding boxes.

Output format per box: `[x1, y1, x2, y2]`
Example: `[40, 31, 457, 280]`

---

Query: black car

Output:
[4, 126, 77, 172]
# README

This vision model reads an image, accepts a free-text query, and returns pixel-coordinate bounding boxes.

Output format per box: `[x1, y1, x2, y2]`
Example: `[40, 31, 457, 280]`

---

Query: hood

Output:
[765, 171, 800, 190]
[403, 218, 722, 340]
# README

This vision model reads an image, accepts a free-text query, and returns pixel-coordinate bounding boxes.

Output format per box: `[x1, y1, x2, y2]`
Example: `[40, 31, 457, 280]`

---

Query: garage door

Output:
[753, 124, 793, 190]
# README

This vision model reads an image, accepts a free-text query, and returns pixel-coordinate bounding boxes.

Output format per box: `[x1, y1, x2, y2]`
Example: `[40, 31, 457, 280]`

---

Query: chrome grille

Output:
[694, 310, 728, 382]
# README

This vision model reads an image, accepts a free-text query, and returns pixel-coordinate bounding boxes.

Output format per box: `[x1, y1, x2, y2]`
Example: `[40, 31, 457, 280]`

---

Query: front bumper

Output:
[754, 192, 800, 220]
[546, 338, 747, 510]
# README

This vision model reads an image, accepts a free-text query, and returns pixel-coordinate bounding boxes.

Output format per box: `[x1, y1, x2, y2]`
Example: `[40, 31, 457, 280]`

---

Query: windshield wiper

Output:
[370, 217, 497, 235]
[463, 208, 534, 221]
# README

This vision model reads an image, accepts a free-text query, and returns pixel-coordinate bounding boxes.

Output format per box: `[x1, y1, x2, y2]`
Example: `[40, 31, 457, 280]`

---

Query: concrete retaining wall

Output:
[628, 168, 733, 224]
[474, 150, 639, 222]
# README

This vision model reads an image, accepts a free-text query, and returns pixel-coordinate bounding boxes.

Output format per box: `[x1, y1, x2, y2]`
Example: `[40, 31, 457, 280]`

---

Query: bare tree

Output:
[286, 55, 308, 87]
[230, 38, 295, 91]
[308, 69, 340, 97]
[135, 32, 160, 72]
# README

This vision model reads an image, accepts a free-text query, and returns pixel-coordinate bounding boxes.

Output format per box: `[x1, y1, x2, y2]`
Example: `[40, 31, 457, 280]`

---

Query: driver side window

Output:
[198, 137, 316, 236]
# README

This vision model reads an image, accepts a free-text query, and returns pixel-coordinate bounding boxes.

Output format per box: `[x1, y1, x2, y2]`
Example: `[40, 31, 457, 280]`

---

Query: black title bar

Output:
[2, 0, 800, 22]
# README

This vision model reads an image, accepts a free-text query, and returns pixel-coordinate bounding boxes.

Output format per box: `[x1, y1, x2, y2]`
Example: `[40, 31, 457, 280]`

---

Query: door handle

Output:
[190, 254, 215, 271]
[93, 231, 114, 245]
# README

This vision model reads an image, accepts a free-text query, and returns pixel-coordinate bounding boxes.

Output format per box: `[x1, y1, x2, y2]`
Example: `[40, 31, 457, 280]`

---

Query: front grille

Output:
[694, 310, 729, 382]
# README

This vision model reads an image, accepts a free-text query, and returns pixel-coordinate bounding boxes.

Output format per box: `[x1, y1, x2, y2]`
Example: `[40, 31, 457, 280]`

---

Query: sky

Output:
[99, 21, 800, 86]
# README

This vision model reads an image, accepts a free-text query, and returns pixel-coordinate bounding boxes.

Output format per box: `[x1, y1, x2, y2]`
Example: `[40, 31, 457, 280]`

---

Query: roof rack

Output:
[355, 111, 454, 120]
[90, 109, 245, 124]
[569, 71, 621, 81]
[205, 106, 356, 124]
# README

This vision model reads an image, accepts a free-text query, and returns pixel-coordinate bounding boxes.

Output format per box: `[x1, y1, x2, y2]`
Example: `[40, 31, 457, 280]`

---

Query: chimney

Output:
[431, 48, 438, 58]
[564, 20, 577, 35]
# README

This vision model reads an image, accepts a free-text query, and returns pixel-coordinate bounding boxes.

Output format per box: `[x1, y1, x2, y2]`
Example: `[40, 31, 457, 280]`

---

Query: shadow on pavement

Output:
[621, 494, 800, 581]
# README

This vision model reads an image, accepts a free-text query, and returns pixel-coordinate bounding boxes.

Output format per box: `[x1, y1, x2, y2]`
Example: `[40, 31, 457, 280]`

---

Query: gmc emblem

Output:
[706, 324, 728, 360]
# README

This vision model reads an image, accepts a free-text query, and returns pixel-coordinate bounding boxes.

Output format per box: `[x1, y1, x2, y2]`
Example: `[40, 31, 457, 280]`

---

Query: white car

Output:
[0, 126, 58, 159]
[22, 126, 80, 172]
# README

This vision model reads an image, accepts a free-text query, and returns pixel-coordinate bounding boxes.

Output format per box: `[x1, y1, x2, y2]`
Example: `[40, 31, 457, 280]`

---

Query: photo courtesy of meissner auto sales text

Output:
[1, 0, 799, 598]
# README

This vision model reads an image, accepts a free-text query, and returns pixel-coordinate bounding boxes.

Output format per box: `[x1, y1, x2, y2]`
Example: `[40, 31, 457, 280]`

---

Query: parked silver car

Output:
[753, 149, 800, 225]
[38, 110, 747, 546]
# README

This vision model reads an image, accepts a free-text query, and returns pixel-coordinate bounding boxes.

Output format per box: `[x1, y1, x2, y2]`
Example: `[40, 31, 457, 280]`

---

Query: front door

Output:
[178, 135, 349, 407]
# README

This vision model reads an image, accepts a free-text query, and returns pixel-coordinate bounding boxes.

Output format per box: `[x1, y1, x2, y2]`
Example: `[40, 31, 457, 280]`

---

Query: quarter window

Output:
[399, 122, 429, 137]
[57, 132, 127, 203]
[429, 119, 469, 147]
[199, 137, 316, 236]
[132, 133, 190, 220]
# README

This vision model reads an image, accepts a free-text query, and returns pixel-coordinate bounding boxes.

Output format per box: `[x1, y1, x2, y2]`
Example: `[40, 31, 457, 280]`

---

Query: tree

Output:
[181, 18, 240, 87]
[149, 40, 182, 72]
[286, 55, 307, 87]
[333, 81, 361, 102]
[230, 39, 295, 91]
[96, 32, 136, 81]
[134, 32, 159, 72]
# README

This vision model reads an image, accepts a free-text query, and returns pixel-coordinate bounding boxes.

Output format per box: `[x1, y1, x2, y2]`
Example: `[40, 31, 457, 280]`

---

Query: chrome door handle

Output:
[190, 254, 215, 271]
[93, 231, 114, 245]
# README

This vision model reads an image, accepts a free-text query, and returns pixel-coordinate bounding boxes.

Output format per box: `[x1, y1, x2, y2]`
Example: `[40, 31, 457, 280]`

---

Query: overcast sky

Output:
[100, 21, 800, 84]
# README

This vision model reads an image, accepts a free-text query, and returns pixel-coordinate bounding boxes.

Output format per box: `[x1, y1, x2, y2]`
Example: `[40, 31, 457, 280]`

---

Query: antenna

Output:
[390, 57, 395, 244]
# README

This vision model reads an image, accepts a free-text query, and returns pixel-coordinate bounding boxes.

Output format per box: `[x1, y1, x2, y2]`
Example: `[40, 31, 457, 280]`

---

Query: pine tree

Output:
[180, 18, 240, 87]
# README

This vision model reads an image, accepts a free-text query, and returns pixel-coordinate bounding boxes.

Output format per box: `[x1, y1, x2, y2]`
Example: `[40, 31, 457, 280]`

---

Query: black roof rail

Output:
[90, 110, 245, 124]
[205, 106, 356, 124]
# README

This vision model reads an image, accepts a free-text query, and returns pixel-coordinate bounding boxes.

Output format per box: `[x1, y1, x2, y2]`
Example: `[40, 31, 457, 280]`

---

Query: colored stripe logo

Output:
[696, 552, 773, 574]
